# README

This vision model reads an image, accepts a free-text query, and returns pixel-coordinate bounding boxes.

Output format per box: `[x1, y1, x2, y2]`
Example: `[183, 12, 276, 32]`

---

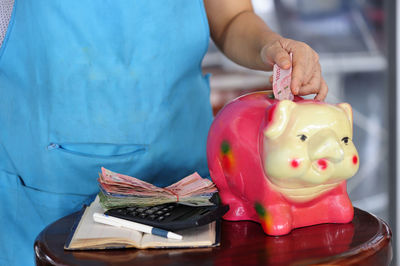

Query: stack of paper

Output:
[98, 167, 217, 210]
[65, 196, 219, 250]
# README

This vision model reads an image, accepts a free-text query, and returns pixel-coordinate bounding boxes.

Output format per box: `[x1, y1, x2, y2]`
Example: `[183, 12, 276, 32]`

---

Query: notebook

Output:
[64, 197, 220, 250]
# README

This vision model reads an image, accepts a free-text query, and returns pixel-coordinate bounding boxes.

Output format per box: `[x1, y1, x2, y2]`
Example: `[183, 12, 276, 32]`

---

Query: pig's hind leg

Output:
[258, 203, 293, 236]
[209, 158, 258, 221]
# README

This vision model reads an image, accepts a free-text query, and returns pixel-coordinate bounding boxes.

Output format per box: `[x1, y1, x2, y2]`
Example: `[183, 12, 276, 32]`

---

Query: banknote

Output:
[272, 53, 294, 101]
[98, 167, 217, 209]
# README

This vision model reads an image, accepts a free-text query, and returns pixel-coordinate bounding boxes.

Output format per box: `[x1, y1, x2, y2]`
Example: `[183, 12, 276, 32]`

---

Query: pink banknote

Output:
[272, 53, 294, 101]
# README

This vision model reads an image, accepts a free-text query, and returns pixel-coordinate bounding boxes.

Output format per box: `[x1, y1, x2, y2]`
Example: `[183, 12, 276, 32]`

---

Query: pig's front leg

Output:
[255, 202, 293, 236]
[325, 185, 354, 223]
[309, 183, 354, 224]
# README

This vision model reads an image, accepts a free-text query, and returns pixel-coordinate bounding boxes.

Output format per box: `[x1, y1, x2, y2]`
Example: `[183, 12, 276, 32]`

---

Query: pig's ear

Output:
[264, 100, 296, 139]
[337, 103, 353, 129]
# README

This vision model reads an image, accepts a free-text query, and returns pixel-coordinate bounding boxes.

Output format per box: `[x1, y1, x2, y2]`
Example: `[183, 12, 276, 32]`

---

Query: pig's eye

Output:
[297, 134, 308, 142]
[342, 137, 350, 145]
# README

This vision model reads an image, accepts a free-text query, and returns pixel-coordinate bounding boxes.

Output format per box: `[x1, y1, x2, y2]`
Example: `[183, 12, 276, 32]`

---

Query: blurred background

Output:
[203, 0, 395, 262]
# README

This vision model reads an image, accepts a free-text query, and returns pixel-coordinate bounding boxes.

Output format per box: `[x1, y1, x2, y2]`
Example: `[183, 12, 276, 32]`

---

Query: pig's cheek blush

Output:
[317, 159, 328, 170]
[352, 155, 358, 165]
[291, 159, 300, 168]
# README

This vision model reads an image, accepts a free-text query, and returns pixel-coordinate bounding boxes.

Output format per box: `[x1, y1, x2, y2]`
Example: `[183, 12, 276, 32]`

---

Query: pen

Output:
[93, 212, 183, 240]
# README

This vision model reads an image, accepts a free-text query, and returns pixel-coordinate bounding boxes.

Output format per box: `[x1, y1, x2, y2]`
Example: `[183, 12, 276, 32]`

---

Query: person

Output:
[0, 0, 328, 265]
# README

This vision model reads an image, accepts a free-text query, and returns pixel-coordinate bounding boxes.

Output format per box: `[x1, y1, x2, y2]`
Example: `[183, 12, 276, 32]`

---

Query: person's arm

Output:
[204, 0, 328, 101]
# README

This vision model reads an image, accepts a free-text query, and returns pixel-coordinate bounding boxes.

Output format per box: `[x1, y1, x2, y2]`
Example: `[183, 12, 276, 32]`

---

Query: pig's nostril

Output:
[317, 159, 328, 170]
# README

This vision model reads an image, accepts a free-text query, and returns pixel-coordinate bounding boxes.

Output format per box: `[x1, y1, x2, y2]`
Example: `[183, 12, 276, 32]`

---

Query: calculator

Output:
[104, 193, 229, 231]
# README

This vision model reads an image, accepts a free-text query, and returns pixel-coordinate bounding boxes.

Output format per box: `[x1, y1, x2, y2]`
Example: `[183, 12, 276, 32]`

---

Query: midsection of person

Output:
[0, 0, 212, 190]
[0, 1, 212, 265]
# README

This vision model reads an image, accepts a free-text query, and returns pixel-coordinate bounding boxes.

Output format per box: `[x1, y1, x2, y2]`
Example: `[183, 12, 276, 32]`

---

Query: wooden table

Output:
[34, 207, 392, 265]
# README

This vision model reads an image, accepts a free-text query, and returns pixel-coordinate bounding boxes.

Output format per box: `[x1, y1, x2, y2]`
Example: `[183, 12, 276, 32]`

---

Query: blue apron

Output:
[0, 1, 213, 265]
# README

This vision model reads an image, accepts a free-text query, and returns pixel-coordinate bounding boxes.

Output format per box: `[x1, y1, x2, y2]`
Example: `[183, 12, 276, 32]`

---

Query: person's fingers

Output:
[290, 45, 319, 95]
[290, 60, 307, 95]
[297, 83, 319, 96]
[314, 78, 328, 101]
[261, 41, 291, 69]
[262, 38, 325, 99]
[297, 63, 321, 95]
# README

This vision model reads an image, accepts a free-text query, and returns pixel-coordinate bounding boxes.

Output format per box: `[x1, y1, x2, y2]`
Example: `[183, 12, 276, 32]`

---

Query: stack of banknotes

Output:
[98, 167, 218, 210]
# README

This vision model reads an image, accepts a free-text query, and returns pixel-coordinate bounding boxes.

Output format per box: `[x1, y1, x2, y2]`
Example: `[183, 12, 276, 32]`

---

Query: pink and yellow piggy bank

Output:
[207, 91, 359, 236]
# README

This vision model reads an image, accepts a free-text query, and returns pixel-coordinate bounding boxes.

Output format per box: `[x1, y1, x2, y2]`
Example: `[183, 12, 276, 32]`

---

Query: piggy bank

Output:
[207, 91, 359, 235]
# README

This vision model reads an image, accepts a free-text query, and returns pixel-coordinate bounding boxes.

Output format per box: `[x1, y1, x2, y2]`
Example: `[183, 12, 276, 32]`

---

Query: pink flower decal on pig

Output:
[207, 91, 359, 235]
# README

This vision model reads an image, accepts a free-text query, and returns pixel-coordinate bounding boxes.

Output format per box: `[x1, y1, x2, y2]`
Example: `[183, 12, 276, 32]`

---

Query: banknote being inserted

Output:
[272, 53, 294, 101]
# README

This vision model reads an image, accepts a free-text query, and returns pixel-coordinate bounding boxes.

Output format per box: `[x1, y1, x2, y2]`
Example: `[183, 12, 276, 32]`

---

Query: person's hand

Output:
[262, 38, 328, 101]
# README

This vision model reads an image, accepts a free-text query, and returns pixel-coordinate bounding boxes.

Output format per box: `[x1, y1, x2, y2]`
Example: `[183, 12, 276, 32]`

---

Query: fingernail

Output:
[282, 60, 291, 68]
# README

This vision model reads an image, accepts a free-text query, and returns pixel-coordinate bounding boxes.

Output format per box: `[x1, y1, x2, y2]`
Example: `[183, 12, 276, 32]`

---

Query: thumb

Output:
[261, 44, 291, 69]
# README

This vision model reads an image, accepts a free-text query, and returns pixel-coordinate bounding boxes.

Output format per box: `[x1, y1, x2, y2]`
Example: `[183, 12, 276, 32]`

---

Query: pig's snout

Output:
[307, 129, 344, 164]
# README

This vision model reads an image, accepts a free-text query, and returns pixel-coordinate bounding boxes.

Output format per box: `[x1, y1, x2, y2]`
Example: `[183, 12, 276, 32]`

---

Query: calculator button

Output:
[136, 208, 146, 213]
[129, 211, 138, 217]
[162, 208, 169, 212]
[148, 214, 157, 220]
[164, 212, 171, 217]
[139, 213, 147, 219]
[145, 209, 155, 215]
[156, 210, 164, 215]
[126, 207, 136, 212]
[157, 216, 165, 221]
